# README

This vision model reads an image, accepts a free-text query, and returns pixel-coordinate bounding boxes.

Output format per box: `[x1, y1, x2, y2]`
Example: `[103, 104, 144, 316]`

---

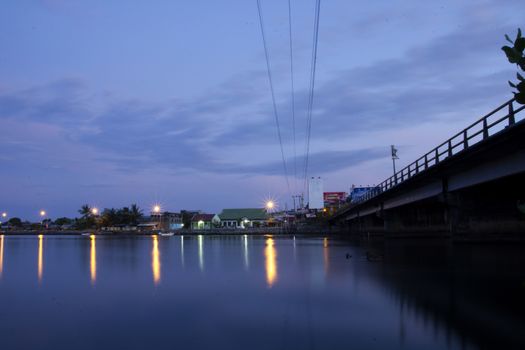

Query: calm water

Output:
[0, 234, 524, 350]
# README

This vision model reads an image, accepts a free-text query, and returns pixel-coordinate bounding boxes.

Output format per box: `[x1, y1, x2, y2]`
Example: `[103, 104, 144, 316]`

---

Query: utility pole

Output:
[292, 194, 302, 212]
[391, 145, 399, 175]
[391, 145, 399, 184]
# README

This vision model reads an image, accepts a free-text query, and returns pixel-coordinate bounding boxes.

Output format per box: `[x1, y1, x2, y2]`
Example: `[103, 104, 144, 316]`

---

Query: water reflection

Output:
[38, 234, 43, 283]
[243, 235, 249, 269]
[0, 235, 522, 349]
[152, 235, 160, 285]
[90, 235, 96, 285]
[198, 235, 204, 271]
[323, 237, 329, 274]
[180, 235, 185, 267]
[264, 237, 277, 287]
[0, 235, 4, 278]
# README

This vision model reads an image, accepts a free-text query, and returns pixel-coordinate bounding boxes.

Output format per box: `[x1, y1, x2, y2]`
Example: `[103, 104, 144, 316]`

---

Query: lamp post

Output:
[40, 210, 47, 230]
[153, 205, 162, 231]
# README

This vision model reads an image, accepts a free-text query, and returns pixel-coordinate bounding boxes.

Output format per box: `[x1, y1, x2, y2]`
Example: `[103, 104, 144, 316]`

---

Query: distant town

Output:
[0, 179, 376, 234]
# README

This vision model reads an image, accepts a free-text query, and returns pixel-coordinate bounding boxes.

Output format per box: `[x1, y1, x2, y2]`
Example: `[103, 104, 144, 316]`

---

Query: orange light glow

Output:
[264, 237, 277, 287]
[90, 235, 96, 285]
[38, 234, 44, 283]
[152, 235, 160, 285]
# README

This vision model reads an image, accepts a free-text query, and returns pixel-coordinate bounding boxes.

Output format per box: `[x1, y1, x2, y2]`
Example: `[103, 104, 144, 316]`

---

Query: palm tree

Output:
[79, 204, 91, 219]
[129, 204, 143, 225]
[100, 208, 118, 227]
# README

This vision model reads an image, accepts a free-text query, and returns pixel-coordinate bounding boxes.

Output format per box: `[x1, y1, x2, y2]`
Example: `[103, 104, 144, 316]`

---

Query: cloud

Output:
[0, 20, 519, 182]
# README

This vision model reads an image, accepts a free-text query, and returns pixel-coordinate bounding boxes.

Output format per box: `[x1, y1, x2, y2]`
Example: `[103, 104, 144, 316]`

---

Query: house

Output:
[150, 212, 184, 231]
[218, 208, 268, 229]
[191, 214, 220, 230]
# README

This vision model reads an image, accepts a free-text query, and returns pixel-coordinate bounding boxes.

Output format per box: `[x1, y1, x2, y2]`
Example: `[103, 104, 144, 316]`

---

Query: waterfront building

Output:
[190, 214, 220, 230]
[150, 212, 184, 231]
[218, 208, 268, 229]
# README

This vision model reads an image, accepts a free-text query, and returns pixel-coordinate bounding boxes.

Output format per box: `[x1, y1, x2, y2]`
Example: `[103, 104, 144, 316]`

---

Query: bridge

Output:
[330, 98, 525, 238]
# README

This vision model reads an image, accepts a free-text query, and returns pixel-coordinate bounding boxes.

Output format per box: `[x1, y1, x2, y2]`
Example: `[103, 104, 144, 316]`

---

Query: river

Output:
[0, 234, 523, 349]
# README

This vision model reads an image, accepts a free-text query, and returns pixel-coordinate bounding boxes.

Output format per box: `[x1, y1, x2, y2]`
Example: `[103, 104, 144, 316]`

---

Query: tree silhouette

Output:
[502, 28, 525, 104]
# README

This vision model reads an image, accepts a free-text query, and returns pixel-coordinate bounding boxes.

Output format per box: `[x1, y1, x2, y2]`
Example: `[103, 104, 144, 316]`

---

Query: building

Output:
[150, 211, 184, 231]
[191, 214, 220, 230]
[218, 208, 268, 229]
[324, 192, 347, 208]
[308, 177, 324, 209]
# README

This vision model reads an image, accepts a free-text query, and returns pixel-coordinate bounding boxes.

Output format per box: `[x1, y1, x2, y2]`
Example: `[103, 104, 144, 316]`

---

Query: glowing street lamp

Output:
[40, 210, 47, 230]
[152, 205, 162, 231]
[91, 207, 99, 215]
[265, 200, 275, 211]
[1, 212, 7, 219]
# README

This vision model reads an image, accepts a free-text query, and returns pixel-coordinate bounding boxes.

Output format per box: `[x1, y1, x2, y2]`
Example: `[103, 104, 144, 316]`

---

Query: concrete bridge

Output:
[330, 98, 525, 239]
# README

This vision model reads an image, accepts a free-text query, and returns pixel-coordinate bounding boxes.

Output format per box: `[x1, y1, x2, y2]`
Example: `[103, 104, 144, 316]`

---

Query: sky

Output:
[0, 0, 523, 220]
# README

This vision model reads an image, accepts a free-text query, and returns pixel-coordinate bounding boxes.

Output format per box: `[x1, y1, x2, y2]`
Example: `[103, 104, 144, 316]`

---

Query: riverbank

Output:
[0, 226, 333, 236]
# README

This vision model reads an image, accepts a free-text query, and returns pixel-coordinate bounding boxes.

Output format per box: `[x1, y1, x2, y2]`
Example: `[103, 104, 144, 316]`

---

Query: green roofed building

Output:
[219, 208, 268, 229]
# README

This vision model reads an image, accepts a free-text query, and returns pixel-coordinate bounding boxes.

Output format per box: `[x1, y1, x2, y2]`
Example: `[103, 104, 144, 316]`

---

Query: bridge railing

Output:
[355, 98, 525, 204]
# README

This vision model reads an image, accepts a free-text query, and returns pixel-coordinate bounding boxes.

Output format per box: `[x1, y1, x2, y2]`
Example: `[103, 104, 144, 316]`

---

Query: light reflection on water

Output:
[264, 237, 277, 287]
[90, 235, 96, 285]
[37, 234, 43, 283]
[0, 235, 3, 278]
[0, 235, 522, 350]
[152, 235, 160, 285]
[197, 235, 203, 271]
[243, 234, 249, 269]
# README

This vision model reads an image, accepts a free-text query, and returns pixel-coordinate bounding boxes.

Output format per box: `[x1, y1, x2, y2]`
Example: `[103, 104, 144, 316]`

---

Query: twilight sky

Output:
[0, 0, 523, 220]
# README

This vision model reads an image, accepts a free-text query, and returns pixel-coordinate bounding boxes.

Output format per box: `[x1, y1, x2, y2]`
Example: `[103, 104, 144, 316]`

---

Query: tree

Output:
[77, 204, 96, 229]
[100, 208, 118, 227]
[129, 204, 143, 225]
[502, 28, 525, 104]
[55, 217, 72, 226]
[79, 204, 92, 219]
[8, 217, 22, 227]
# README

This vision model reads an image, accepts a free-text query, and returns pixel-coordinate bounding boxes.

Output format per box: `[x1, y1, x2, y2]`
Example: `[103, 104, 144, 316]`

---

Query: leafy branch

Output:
[502, 28, 525, 104]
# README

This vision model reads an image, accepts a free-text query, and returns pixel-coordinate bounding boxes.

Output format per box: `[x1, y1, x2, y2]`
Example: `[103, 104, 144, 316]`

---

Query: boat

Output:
[158, 231, 175, 237]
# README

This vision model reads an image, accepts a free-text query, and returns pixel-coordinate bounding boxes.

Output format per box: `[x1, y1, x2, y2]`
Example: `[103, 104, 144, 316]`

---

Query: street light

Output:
[153, 205, 162, 231]
[265, 200, 275, 211]
[1, 212, 7, 218]
[91, 207, 99, 215]
[40, 210, 47, 230]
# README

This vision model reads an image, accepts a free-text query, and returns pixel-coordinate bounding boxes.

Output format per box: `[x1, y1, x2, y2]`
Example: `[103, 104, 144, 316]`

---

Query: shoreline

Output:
[0, 227, 330, 236]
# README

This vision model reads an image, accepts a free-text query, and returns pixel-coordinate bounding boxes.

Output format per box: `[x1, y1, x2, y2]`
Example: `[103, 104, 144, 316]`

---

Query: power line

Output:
[287, 0, 297, 195]
[303, 0, 322, 194]
[256, 0, 291, 194]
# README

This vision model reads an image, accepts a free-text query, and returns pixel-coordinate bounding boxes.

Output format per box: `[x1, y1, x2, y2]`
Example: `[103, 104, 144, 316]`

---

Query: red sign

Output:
[323, 192, 347, 206]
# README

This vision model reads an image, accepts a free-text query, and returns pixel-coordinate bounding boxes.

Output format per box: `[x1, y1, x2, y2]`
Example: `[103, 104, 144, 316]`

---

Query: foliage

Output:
[76, 204, 96, 229]
[7, 217, 22, 227]
[99, 204, 144, 227]
[54, 217, 73, 226]
[502, 28, 525, 104]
